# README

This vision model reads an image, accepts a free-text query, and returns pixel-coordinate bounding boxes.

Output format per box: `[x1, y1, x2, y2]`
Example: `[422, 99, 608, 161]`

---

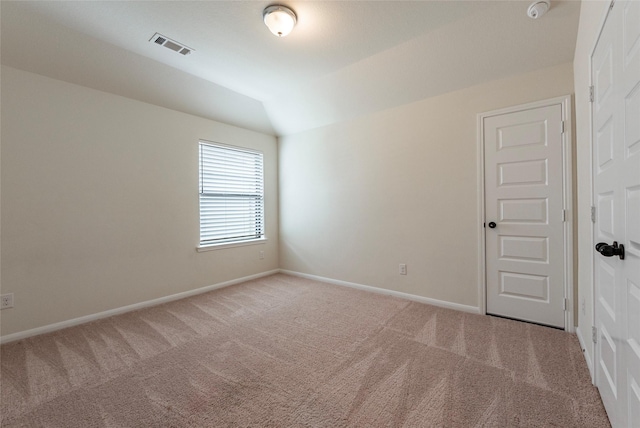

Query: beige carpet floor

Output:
[1, 273, 609, 427]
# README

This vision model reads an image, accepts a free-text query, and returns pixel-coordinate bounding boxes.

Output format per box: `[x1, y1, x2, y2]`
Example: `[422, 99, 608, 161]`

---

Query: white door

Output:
[484, 103, 566, 328]
[592, 0, 640, 426]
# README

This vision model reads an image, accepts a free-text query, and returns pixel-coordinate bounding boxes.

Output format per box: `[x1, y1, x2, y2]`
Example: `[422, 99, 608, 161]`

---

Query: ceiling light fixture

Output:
[263, 5, 297, 37]
[527, 1, 550, 19]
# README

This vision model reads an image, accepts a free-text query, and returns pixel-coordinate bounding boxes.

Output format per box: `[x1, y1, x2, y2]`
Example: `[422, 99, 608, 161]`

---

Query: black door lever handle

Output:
[595, 241, 625, 260]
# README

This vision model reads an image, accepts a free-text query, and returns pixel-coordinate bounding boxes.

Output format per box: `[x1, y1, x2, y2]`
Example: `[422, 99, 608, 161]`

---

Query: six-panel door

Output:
[592, 1, 640, 426]
[484, 104, 565, 328]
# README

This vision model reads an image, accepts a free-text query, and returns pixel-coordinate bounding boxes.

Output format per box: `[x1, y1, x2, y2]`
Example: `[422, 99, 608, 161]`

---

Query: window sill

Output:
[197, 237, 268, 252]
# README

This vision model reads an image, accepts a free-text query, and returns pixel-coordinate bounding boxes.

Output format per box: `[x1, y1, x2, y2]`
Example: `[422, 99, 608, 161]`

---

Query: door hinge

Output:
[591, 206, 597, 223]
[561, 121, 565, 134]
[592, 326, 598, 344]
[610, 0, 615, 10]
[563, 298, 569, 311]
[562, 209, 568, 222]
[589, 86, 595, 103]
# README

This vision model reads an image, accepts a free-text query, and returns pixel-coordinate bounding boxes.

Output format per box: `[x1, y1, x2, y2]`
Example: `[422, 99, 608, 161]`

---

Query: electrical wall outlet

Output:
[1, 293, 14, 309]
[399, 264, 407, 275]
[259, 250, 265, 260]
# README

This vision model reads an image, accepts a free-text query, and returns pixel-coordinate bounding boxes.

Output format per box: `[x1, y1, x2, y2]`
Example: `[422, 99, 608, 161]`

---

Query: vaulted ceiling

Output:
[1, 1, 580, 136]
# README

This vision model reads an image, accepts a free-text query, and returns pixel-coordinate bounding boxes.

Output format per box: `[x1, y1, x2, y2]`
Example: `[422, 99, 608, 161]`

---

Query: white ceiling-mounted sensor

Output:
[527, 1, 550, 19]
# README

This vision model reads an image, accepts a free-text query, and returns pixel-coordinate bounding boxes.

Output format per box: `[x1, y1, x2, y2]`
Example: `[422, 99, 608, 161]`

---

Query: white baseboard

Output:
[279, 269, 480, 314]
[0, 269, 280, 345]
[576, 326, 595, 383]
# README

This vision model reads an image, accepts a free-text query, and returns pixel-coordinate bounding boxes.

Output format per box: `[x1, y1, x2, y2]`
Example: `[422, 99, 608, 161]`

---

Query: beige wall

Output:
[279, 62, 575, 309]
[1, 59, 581, 338]
[0, 66, 279, 336]
[573, 0, 611, 373]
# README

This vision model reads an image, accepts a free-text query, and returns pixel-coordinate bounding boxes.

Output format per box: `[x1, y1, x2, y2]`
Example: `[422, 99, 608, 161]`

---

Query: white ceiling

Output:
[1, 1, 580, 136]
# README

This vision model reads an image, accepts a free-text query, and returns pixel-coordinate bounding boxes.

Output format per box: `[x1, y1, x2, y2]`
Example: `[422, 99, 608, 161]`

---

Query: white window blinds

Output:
[199, 142, 264, 246]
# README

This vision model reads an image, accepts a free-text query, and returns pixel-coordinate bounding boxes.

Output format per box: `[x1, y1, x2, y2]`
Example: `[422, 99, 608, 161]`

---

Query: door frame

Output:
[476, 95, 574, 332]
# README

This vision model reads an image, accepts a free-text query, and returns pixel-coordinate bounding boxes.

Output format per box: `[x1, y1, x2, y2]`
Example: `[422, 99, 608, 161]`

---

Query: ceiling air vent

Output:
[149, 33, 194, 56]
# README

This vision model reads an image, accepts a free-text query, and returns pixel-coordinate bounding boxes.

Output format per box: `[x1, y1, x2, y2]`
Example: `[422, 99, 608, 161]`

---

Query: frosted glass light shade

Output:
[263, 5, 297, 37]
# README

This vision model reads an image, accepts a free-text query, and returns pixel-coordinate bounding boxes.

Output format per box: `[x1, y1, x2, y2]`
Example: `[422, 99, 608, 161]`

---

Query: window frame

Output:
[197, 140, 266, 251]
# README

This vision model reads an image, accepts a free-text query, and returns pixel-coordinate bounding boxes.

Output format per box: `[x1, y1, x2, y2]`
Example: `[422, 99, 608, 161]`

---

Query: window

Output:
[199, 141, 264, 247]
